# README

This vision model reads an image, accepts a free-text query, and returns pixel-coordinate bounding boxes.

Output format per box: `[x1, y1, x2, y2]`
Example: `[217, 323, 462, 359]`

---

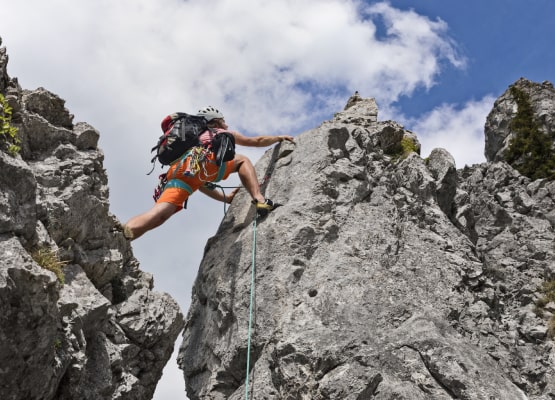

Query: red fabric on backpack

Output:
[161, 114, 174, 133]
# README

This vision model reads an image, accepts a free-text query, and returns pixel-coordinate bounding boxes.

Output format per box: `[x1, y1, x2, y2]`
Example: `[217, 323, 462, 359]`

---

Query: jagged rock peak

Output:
[0, 39, 184, 400]
[335, 91, 378, 126]
[178, 91, 554, 399]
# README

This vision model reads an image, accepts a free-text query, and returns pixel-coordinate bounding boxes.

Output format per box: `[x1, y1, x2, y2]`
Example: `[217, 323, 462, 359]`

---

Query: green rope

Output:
[245, 215, 257, 399]
[203, 182, 242, 215]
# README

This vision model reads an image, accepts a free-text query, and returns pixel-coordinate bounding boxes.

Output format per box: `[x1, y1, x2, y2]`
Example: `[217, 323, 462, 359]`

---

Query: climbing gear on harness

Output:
[152, 147, 211, 203]
[169, 147, 216, 180]
[183, 146, 210, 177]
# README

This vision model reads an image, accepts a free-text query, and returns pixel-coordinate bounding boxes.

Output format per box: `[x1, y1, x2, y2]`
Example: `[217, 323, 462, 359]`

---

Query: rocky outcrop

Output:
[178, 89, 554, 399]
[3, 30, 555, 399]
[0, 38, 184, 399]
[485, 77, 555, 162]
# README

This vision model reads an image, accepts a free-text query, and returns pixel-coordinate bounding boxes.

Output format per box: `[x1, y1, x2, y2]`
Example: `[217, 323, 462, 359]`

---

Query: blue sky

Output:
[388, 0, 555, 116]
[1, 1, 554, 399]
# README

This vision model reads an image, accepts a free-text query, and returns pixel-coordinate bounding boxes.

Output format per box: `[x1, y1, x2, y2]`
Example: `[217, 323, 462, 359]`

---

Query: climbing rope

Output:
[245, 214, 257, 400]
[244, 142, 283, 398]
[203, 182, 242, 214]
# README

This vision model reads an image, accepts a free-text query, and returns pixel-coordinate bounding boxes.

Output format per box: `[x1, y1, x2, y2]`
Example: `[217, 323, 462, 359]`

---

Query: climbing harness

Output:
[245, 213, 257, 400]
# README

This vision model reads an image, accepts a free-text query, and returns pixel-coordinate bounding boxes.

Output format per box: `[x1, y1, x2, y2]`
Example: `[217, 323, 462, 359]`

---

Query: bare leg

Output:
[125, 202, 178, 240]
[233, 154, 265, 203]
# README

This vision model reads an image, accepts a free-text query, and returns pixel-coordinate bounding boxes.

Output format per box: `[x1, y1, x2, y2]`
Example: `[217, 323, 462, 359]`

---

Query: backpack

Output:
[211, 131, 236, 166]
[150, 112, 208, 167]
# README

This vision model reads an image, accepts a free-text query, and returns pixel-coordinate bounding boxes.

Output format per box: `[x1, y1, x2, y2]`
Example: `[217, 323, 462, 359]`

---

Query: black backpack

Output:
[150, 112, 208, 167]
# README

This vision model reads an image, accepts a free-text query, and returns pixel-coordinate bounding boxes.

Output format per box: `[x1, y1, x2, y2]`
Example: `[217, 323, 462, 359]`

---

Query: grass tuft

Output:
[31, 246, 67, 285]
[535, 280, 555, 339]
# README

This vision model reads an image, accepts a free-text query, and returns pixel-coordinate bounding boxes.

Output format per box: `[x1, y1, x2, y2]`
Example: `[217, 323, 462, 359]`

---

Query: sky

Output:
[1, 0, 554, 398]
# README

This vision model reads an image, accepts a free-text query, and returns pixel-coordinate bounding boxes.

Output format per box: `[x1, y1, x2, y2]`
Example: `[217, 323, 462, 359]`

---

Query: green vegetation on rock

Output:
[0, 93, 21, 156]
[31, 246, 66, 284]
[389, 135, 419, 161]
[535, 280, 555, 338]
[504, 86, 555, 180]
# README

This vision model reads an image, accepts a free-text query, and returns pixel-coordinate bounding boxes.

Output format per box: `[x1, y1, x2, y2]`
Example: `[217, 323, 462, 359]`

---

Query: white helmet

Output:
[197, 106, 224, 121]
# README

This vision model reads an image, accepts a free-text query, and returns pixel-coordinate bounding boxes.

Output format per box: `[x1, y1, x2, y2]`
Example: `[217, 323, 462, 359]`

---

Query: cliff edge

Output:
[0, 38, 184, 400]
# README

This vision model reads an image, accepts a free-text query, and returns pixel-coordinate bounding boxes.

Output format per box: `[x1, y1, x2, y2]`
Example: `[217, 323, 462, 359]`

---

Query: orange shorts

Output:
[157, 150, 235, 210]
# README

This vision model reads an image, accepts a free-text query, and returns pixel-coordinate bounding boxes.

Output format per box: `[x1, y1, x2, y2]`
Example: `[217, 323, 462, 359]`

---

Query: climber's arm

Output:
[232, 131, 294, 147]
[199, 185, 239, 204]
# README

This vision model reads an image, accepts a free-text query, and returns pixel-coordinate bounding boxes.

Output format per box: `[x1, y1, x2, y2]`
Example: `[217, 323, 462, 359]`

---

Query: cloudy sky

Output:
[2, 0, 554, 398]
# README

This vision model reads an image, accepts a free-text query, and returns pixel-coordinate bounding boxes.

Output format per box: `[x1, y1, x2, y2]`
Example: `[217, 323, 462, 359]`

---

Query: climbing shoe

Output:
[254, 198, 275, 218]
[122, 224, 134, 240]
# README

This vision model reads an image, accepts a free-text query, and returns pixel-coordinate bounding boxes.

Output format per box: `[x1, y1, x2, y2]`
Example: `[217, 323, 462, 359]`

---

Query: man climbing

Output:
[124, 106, 294, 240]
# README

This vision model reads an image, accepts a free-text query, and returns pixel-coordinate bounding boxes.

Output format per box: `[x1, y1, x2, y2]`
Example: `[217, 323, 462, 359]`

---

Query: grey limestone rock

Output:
[179, 83, 554, 399]
[485, 77, 555, 162]
[0, 40, 184, 399]
[427, 148, 457, 218]
[22, 87, 74, 129]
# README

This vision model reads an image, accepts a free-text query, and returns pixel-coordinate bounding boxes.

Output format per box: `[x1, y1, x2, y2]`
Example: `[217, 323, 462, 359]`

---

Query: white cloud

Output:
[1, 0, 467, 205]
[1, 0, 465, 130]
[403, 96, 497, 168]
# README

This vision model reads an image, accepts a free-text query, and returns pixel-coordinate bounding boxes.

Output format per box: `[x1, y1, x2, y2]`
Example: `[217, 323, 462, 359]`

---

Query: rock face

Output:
[178, 89, 555, 398]
[485, 77, 555, 162]
[0, 38, 184, 399]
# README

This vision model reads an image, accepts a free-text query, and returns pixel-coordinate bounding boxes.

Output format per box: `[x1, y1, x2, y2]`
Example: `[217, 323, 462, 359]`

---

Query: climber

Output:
[123, 106, 294, 240]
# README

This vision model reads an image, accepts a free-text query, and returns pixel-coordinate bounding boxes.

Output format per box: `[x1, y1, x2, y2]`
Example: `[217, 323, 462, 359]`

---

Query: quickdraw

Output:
[184, 146, 209, 177]
[152, 173, 168, 202]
